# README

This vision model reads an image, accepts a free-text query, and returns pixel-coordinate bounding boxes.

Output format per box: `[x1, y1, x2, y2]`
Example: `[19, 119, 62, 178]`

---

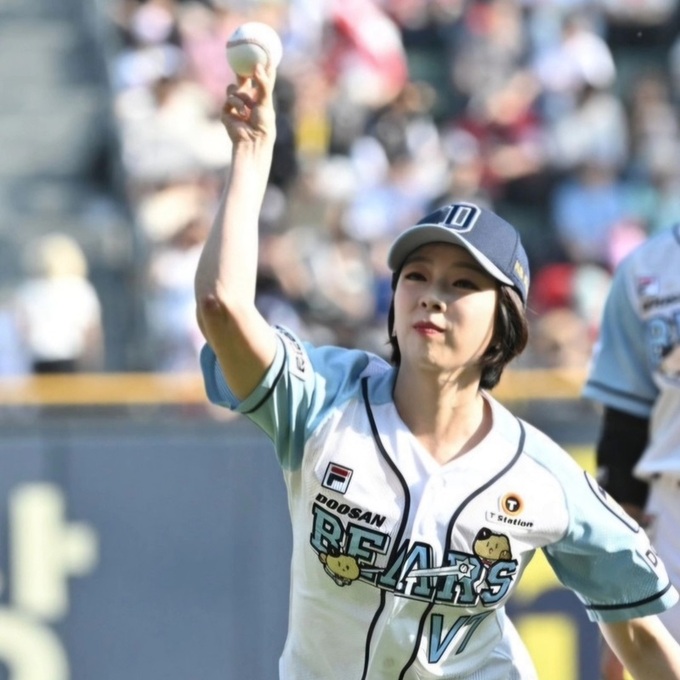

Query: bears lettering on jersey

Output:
[310, 498, 518, 608]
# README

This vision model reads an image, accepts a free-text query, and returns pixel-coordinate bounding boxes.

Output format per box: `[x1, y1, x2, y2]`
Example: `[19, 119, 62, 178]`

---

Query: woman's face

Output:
[393, 243, 498, 378]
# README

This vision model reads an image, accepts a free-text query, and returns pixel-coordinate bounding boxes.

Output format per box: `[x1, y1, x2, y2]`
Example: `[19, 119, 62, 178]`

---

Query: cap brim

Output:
[387, 224, 514, 286]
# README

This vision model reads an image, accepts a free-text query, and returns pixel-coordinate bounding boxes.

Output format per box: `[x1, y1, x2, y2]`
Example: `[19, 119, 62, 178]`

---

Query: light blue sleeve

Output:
[539, 445, 678, 622]
[582, 261, 658, 417]
[199, 326, 376, 470]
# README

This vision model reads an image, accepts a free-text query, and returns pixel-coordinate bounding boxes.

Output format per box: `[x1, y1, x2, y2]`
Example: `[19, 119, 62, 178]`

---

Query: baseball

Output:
[226, 22, 283, 77]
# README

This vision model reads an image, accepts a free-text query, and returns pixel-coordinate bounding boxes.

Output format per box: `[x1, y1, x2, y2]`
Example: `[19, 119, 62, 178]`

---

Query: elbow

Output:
[196, 288, 225, 319]
[193, 291, 217, 345]
[195, 286, 249, 338]
[196, 287, 231, 325]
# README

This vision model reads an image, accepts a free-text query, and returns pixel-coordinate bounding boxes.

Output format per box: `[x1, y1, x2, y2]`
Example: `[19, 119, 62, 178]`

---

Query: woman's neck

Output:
[393, 366, 490, 465]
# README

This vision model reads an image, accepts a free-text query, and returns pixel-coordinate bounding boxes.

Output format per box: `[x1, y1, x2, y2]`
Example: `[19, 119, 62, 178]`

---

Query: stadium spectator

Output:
[13, 234, 104, 374]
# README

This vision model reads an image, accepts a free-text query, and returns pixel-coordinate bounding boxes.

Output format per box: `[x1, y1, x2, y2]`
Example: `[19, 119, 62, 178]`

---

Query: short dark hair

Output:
[386, 274, 529, 390]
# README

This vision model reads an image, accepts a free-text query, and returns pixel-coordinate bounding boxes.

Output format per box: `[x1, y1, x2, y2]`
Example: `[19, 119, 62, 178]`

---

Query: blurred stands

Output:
[0, 0, 146, 370]
[4, 0, 680, 374]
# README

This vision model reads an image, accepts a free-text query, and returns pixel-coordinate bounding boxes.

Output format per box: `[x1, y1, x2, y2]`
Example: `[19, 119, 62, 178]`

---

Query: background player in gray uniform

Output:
[195, 62, 680, 679]
[584, 225, 680, 678]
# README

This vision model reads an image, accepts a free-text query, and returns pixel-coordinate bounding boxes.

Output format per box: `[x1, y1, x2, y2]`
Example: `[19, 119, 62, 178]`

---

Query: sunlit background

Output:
[1, 0, 677, 677]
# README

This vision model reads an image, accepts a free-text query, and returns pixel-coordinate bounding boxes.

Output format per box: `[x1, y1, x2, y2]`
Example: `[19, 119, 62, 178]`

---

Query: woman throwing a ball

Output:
[195, 52, 680, 679]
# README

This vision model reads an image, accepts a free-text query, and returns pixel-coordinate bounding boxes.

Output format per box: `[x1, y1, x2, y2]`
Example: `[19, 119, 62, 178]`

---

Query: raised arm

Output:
[195, 64, 279, 400]
[599, 616, 680, 679]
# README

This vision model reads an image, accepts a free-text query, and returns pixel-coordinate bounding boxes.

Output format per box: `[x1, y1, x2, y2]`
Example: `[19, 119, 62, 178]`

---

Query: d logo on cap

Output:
[438, 204, 482, 232]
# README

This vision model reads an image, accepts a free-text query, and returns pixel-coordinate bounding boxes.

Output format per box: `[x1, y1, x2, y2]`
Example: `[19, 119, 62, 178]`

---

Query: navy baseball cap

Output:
[387, 202, 530, 305]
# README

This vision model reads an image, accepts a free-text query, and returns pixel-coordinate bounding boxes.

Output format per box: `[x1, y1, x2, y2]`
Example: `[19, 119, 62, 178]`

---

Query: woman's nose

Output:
[420, 292, 445, 311]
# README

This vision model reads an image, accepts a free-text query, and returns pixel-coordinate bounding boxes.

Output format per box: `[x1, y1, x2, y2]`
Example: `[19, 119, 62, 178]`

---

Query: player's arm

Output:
[584, 255, 655, 522]
[195, 63, 278, 401]
[599, 616, 680, 679]
[596, 405, 650, 523]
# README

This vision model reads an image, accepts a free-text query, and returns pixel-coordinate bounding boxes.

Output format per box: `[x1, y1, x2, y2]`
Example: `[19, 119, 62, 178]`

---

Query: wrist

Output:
[232, 136, 275, 161]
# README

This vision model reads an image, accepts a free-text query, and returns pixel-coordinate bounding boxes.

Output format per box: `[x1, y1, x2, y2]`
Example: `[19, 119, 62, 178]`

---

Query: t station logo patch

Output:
[486, 492, 534, 529]
[322, 463, 353, 494]
[501, 493, 523, 516]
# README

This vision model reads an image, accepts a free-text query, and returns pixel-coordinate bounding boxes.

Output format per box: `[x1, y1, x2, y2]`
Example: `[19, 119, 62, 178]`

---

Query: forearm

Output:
[195, 139, 274, 309]
[600, 617, 680, 679]
[596, 406, 649, 508]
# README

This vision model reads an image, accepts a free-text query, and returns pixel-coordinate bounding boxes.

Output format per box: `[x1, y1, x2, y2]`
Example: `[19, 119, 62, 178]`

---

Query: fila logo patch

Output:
[442, 203, 482, 232]
[322, 463, 353, 494]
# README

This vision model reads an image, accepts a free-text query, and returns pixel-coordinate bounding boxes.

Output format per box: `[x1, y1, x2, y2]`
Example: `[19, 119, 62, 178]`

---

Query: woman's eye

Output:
[404, 271, 426, 281]
[454, 278, 479, 290]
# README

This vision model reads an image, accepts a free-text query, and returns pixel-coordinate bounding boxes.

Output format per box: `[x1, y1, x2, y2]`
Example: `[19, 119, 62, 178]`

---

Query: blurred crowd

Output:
[4, 0, 680, 376]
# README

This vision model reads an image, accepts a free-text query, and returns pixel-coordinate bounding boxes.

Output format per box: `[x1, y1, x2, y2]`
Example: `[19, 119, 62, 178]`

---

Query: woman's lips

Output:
[413, 321, 444, 335]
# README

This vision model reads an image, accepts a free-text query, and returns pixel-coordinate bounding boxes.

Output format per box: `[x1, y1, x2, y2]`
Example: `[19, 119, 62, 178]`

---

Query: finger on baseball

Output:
[224, 93, 249, 119]
[231, 88, 257, 111]
[252, 63, 276, 106]
[225, 83, 244, 108]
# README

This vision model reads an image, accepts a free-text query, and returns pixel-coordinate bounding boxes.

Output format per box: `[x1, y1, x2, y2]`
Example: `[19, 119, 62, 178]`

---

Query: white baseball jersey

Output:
[583, 225, 680, 479]
[201, 326, 678, 680]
